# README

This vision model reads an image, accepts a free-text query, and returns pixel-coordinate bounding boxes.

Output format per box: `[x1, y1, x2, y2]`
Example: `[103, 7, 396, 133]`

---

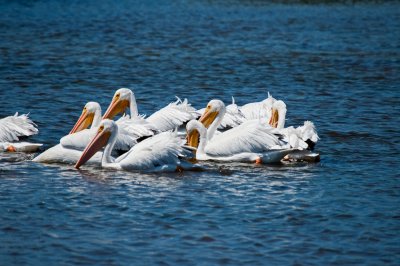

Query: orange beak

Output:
[69, 109, 94, 134]
[102, 97, 129, 120]
[199, 108, 219, 129]
[186, 129, 200, 150]
[75, 128, 111, 169]
[269, 108, 279, 128]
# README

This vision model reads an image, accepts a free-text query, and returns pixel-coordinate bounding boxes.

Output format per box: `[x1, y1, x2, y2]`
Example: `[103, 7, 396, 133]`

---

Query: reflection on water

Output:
[1, 0, 400, 265]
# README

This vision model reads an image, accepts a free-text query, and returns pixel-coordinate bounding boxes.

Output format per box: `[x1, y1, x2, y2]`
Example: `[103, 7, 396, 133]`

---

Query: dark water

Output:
[1, 0, 400, 265]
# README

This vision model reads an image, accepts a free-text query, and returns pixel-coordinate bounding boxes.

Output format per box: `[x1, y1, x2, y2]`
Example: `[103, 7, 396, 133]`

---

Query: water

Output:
[1, 0, 400, 265]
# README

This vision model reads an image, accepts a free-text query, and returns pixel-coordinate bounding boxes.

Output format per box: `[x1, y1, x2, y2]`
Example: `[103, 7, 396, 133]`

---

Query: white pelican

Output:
[75, 119, 198, 172]
[102, 88, 197, 132]
[0, 113, 42, 152]
[61, 101, 153, 151]
[186, 100, 292, 164]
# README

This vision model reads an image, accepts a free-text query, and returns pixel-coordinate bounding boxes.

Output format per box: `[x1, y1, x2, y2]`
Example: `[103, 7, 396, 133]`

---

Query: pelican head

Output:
[269, 100, 286, 129]
[199, 99, 225, 128]
[75, 119, 118, 169]
[102, 88, 135, 119]
[69, 102, 102, 134]
[186, 120, 207, 149]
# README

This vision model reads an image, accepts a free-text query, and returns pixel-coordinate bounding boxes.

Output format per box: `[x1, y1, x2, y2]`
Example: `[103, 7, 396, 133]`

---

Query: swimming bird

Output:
[102, 88, 197, 132]
[186, 100, 292, 164]
[75, 119, 198, 172]
[0, 113, 42, 152]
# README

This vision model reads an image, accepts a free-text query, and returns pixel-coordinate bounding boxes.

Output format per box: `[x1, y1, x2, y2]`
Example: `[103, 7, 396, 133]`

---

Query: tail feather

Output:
[0, 113, 39, 142]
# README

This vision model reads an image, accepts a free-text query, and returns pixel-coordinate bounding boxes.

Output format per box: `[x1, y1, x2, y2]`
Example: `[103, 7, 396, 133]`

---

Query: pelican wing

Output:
[113, 125, 138, 151]
[116, 115, 158, 138]
[0, 113, 38, 142]
[116, 132, 185, 170]
[147, 98, 197, 132]
[205, 120, 285, 157]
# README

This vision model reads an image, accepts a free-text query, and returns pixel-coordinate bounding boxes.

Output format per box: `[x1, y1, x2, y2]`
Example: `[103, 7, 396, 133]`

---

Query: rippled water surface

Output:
[1, 1, 400, 265]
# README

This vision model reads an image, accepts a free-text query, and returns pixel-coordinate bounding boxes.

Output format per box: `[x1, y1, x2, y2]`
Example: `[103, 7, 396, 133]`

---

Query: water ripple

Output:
[1, 1, 400, 265]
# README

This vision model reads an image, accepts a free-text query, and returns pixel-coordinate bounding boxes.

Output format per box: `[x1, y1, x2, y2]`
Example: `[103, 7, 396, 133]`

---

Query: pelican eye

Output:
[98, 125, 104, 132]
[115, 93, 120, 99]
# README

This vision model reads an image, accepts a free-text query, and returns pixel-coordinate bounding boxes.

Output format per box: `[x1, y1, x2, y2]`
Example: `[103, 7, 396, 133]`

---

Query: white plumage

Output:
[116, 131, 189, 171]
[116, 114, 156, 140]
[222, 98, 246, 129]
[239, 92, 276, 121]
[147, 97, 197, 132]
[0, 113, 38, 142]
[266, 100, 319, 150]
[32, 144, 102, 165]
[205, 120, 286, 157]
[186, 120, 291, 163]
[187, 99, 293, 163]
[277, 127, 309, 150]
[297, 121, 319, 143]
[31, 89, 319, 167]
[0, 113, 42, 152]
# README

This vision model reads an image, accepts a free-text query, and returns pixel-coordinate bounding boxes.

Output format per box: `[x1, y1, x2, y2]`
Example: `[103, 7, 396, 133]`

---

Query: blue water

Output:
[1, 0, 400, 265]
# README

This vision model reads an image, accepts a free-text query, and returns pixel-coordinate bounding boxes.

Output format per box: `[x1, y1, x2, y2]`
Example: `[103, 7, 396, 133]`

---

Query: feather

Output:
[147, 98, 197, 132]
[297, 121, 319, 143]
[117, 131, 185, 170]
[239, 93, 276, 121]
[205, 120, 285, 157]
[0, 113, 38, 142]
